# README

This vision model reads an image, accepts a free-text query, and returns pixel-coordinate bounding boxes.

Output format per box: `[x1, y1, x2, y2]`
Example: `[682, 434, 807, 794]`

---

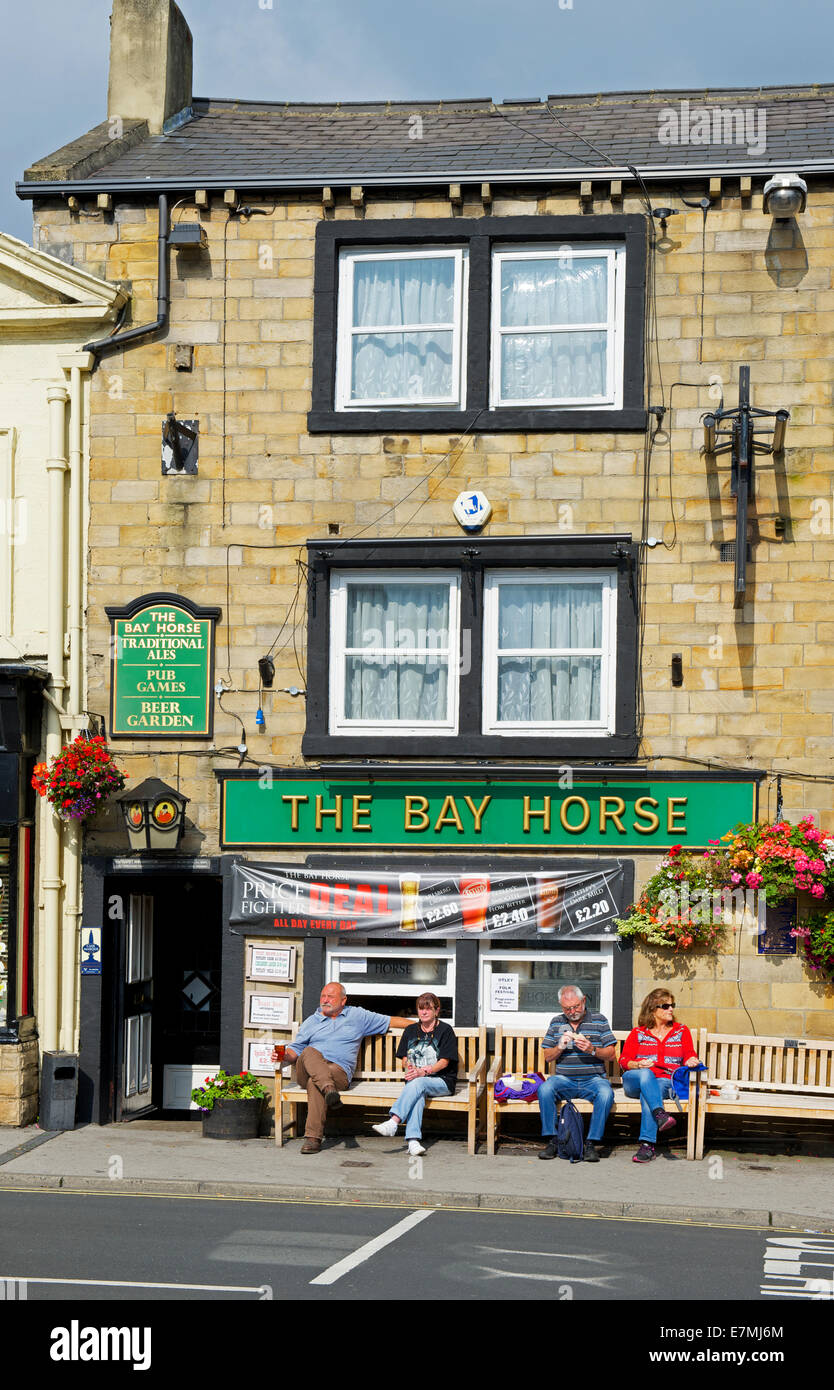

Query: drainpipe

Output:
[58, 357, 90, 1050]
[83, 193, 169, 365]
[41, 385, 69, 1054]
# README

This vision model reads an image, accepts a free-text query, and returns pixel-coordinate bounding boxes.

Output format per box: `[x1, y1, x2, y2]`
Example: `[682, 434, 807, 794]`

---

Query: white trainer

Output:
[408, 1139, 426, 1157]
[372, 1117, 398, 1138]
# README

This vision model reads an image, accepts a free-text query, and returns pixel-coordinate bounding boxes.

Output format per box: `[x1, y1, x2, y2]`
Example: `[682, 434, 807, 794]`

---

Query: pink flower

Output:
[746, 872, 763, 889]
[810, 884, 825, 898]
[730, 872, 742, 885]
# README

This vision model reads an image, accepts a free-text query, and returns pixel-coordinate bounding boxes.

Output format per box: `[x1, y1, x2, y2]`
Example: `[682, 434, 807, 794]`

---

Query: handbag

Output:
[671, 1062, 707, 1112]
[493, 1072, 545, 1103]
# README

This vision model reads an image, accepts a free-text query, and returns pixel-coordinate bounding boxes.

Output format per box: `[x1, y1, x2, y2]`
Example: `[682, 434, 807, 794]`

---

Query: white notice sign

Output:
[490, 973, 519, 1012]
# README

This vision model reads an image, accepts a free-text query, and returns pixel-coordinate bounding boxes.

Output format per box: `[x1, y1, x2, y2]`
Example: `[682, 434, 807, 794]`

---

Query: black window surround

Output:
[308, 215, 648, 435]
[302, 535, 639, 760]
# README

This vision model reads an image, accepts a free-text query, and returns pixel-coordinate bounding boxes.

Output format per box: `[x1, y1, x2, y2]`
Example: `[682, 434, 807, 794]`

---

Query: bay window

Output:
[304, 536, 638, 759]
[309, 216, 646, 433]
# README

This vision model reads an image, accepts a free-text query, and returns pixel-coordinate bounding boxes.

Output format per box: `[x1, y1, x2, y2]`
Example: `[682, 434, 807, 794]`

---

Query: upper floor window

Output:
[491, 246, 624, 409]
[482, 571, 617, 736]
[336, 249, 468, 409]
[303, 536, 639, 760]
[309, 216, 646, 435]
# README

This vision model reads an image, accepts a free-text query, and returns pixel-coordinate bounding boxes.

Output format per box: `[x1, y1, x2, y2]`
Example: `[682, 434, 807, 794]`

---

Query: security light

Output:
[763, 173, 807, 219]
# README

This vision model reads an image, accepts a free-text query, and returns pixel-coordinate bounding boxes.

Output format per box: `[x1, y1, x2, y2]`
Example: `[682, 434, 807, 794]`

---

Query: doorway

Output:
[109, 873, 223, 1119]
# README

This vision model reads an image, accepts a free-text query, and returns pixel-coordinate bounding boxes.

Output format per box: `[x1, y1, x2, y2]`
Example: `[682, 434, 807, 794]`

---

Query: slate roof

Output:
[19, 85, 834, 194]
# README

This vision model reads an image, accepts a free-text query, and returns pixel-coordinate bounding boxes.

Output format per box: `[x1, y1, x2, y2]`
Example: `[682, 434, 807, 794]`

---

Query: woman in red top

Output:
[619, 989, 700, 1163]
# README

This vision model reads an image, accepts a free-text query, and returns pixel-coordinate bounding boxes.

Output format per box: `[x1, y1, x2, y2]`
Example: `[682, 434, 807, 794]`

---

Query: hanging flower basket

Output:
[717, 817, 834, 905]
[31, 735, 128, 822]
[792, 910, 834, 984]
[614, 843, 731, 952]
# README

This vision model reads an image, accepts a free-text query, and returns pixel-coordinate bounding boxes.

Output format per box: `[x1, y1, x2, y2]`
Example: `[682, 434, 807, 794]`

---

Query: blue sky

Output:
[1, 0, 832, 242]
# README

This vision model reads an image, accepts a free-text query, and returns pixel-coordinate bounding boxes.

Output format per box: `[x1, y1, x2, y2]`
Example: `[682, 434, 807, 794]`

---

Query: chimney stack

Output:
[108, 0, 193, 136]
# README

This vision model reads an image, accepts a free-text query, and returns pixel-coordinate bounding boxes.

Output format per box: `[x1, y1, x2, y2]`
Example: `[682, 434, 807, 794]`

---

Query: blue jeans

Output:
[622, 1069, 675, 1142]
[538, 1074, 614, 1143]
[390, 1077, 451, 1140]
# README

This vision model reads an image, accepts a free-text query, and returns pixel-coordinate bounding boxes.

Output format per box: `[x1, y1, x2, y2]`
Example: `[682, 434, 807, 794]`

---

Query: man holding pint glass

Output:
[271, 983, 415, 1154]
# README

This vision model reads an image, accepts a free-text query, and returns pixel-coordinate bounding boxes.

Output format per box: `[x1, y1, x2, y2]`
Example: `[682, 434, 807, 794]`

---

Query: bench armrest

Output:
[486, 1056, 504, 1085]
[467, 1052, 487, 1085]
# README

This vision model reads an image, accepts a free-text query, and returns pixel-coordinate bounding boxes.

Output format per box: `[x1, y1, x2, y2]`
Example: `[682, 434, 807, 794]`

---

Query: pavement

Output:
[0, 1120, 832, 1231]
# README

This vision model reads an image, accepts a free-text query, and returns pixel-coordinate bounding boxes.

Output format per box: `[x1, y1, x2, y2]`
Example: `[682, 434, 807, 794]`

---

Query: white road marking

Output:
[477, 1266, 621, 1287]
[310, 1208, 435, 1286]
[474, 1246, 610, 1263]
[1, 1274, 267, 1293]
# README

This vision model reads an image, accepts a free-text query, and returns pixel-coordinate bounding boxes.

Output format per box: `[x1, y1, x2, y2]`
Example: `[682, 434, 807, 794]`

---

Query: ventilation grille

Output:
[720, 541, 752, 562]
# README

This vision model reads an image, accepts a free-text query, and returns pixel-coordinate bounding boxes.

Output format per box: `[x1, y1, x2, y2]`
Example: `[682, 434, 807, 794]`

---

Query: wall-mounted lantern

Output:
[115, 777, 189, 852]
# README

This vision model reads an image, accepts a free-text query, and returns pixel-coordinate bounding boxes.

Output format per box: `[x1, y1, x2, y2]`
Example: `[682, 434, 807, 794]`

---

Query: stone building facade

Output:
[17, 0, 834, 1121]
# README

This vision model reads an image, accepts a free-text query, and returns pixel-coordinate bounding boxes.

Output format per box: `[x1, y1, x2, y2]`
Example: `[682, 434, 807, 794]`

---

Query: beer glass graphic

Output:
[460, 875, 489, 933]
[399, 874, 421, 931]
[537, 876, 562, 934]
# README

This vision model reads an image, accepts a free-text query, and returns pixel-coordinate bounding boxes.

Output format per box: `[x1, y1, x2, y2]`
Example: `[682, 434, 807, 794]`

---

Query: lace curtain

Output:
[344, 582, 452, 722]
[496, 581, 603, 723]
[350, 257, 456, 401]
[498, 255, 608, 401]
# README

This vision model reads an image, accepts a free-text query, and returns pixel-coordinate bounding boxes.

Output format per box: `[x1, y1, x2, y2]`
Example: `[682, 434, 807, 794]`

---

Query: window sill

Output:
[302, 732, 640, 760]
[308, 406, 648, 435]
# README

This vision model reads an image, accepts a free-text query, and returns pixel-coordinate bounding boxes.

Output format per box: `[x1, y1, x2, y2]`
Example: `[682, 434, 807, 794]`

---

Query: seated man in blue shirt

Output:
[537, 985, 617, 1163]
[272, 983, 414, 1153]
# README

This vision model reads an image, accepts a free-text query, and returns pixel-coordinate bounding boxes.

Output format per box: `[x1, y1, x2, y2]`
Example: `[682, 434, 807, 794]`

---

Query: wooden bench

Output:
[487, 1026, 700, 1159]
[693, 1030, 834, 1160]
[273, 1025, 488, 1154]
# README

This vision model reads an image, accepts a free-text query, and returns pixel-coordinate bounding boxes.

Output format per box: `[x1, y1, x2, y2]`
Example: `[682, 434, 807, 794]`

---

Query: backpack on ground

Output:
[556, 1098, 585, 1162]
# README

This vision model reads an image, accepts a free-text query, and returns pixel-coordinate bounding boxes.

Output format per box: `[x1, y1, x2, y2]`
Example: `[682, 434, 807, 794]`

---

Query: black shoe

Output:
[538, 1138, 558, 1160]
[583, 1140, 601, 1163]
[325, 1089, 343, 1111]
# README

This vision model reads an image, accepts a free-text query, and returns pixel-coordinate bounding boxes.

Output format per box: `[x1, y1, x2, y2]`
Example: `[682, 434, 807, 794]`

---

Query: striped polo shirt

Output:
[543, 1009, 616, 1078]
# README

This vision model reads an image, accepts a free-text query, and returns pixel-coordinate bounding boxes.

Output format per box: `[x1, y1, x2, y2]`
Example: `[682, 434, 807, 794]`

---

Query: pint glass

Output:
[460, 875, 489, 933]
[537, 876, 562, 934]
[399, 874, 421, 931]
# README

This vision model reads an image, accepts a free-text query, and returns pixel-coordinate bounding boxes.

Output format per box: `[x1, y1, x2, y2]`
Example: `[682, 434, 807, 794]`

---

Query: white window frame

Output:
[482, 569, 617, 737]
[479, 946, 613, 1028]
[327, 944, 457, 1020]
[490, 243, 625, 409]
[329, 569, 461, 736]
[335, 246, 469, 410]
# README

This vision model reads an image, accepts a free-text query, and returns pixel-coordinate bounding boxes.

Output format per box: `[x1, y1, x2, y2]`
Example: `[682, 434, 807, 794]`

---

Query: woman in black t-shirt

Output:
[371, 992, 459, 1157]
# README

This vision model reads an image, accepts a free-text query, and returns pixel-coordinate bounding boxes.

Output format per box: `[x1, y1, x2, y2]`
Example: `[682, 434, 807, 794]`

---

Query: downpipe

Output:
[83, 193, 169, 365]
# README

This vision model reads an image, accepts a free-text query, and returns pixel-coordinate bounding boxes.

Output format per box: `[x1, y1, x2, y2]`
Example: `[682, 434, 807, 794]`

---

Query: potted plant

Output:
[31, 735, 128, 822]
[192, 1069, 266, 1140]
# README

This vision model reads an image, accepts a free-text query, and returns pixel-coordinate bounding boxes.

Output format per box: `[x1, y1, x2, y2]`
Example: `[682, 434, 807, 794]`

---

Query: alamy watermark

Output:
[658, 99, 766, 158]
[658, 883, 764, 928]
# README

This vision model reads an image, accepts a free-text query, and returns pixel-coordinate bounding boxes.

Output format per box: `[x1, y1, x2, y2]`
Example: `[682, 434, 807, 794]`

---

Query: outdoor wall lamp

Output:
[763, 173, 807, 219]
[115, 777, 189, 852]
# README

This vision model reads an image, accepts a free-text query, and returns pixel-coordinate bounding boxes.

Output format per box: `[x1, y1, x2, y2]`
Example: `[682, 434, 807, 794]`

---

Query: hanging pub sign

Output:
[106, 592, 221, 739]
[217, 772, 759, 851]
[230, 861, 626, 939]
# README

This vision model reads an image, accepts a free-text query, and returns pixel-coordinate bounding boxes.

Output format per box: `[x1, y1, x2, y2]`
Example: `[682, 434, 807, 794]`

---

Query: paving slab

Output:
[0, 1123, 831, 1231]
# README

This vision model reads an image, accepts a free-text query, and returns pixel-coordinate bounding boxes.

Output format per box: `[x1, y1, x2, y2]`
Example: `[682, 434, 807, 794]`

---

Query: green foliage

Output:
[793, 910, 834, 983]
[191, 1068, 266, 1113]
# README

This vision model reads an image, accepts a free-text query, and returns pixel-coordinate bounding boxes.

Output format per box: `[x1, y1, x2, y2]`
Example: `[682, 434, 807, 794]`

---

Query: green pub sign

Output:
[217, 773, 760, 851]
[107, 592, 221, 740]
